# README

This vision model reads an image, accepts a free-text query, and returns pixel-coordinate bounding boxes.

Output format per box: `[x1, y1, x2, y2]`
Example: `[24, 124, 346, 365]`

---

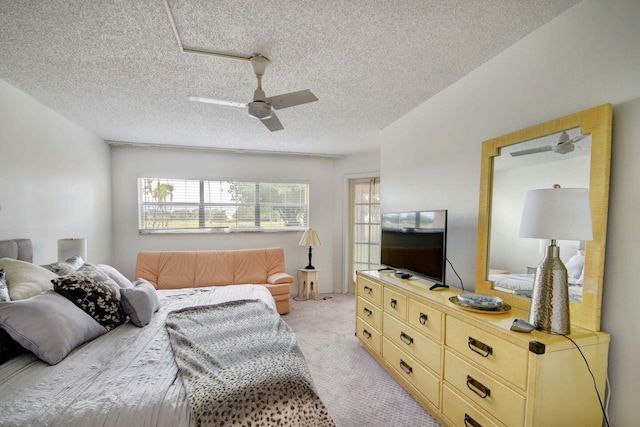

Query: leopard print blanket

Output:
[166, 299, 335, 427]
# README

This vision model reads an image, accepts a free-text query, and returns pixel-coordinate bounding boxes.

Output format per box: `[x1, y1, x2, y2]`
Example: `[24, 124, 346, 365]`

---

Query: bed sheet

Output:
[489, 273, 583, 303]
[0, 285, 275, 427]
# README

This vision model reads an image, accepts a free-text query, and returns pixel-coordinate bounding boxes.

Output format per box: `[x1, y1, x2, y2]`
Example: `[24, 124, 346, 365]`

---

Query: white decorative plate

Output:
[457, 293, 504, 308]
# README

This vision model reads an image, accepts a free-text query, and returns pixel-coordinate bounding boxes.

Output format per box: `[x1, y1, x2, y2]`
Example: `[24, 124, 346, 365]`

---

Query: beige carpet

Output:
[283, 293, 441, 427]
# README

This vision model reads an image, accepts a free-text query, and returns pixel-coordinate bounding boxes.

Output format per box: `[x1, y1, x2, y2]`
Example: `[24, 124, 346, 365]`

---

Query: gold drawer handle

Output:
[362, 329, 372, 339]
[363, 285, 373, 294]
[419, 312, 428, 325]
[468, 337, 493, 357]
[400, 331, 414, 346]
[466, 375, 491, 399]
[363, 307, 372, 317]
[390, 298, 397, 309]
[399, 359, 413, 375]
[464, 414, 482, 427]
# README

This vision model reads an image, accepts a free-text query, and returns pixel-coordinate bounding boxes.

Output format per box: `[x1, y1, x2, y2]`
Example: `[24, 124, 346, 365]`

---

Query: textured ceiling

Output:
[0, 0, 580, 156]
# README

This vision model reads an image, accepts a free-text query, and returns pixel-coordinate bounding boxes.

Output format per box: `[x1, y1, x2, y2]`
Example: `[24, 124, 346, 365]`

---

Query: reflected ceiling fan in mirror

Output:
[188, 53, 318, 132]
[510, 131, 587, 157]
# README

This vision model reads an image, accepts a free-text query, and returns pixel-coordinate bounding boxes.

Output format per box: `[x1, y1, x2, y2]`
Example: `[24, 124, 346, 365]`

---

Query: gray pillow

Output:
[41, 255, 85, 275]
[53, 264, 126, 331]
[0, 291, 106, 365]
[120, 279, 160, 327]
[96, 264, 133, 289]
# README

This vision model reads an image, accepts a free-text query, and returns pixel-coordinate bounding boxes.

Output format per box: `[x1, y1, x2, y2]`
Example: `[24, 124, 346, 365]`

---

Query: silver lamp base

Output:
[528, 243, 571, 335]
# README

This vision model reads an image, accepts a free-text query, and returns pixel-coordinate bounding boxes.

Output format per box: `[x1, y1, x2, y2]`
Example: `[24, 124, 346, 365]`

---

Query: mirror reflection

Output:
[487, 127, 591, 303]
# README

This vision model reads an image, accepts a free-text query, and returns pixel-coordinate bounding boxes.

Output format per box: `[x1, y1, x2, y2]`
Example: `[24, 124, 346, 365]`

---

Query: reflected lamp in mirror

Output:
[299, 229, 321, 270]
[519, 185, 593, 335]
[57, 238, 88, 262]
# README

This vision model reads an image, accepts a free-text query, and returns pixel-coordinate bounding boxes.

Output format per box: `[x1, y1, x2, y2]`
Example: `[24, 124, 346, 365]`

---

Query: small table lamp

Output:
[299, 229, 321, 269]
[518, 185, 593, 335]
[58, 238, 88, 262]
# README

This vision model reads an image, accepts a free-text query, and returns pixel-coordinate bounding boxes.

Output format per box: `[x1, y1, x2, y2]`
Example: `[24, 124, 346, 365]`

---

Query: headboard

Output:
[0, 239, 33, 262]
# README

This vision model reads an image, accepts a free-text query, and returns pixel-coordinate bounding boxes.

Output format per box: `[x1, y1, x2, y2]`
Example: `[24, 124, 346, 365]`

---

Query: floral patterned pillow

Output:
[0, 270, 10, 302]
[52, 265, 125, 331]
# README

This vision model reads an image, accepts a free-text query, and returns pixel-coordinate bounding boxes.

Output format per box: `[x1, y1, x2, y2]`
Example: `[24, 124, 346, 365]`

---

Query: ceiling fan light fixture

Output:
[248, 101, 272, 120]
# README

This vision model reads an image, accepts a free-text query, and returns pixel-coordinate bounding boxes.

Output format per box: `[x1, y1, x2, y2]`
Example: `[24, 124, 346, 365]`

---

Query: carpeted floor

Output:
[283, 293, 441, 427]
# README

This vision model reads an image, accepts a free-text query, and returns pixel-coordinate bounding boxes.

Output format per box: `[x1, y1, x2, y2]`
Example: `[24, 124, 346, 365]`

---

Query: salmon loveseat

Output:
[135, 247, 293, 314]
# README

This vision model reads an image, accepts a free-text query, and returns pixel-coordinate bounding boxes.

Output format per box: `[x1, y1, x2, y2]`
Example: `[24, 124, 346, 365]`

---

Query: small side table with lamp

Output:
[298, 229, 321, 300]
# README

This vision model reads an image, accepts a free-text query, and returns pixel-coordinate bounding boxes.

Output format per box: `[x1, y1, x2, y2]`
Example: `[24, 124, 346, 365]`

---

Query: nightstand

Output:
[298, 269, 319, 300]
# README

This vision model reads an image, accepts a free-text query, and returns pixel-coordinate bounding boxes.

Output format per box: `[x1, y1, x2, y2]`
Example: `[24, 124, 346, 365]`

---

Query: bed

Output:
[0, 239, 334, 427]
[489, 272, 583, 303]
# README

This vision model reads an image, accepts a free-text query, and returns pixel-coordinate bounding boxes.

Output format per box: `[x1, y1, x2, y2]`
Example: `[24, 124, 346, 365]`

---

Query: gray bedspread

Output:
[166, 300, 335, 427]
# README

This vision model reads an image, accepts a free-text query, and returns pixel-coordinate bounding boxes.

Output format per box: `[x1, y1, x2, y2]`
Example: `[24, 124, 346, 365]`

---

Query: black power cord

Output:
[446, 258, 464, 290]
[552, 332, 610, 427]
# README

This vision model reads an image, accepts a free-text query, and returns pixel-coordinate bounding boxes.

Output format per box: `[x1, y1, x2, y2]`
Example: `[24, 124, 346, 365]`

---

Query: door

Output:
[348, 177, 381, 293]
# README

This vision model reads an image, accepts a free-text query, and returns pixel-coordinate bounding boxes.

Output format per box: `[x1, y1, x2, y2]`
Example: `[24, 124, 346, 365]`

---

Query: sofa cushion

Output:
[234, 249, 268, 284]
[264, 282, 291, 297]
[195, 251, 235, 287]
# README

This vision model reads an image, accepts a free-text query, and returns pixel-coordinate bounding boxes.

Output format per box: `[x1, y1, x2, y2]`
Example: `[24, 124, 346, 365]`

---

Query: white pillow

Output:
[0, 258, 58, 300]
[565, 253, 585, 280]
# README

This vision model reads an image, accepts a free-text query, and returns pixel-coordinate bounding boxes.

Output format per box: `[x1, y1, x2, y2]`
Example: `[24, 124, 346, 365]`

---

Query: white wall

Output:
[110, 146, 336, 293]
[0, 79, 112, 264]
[380, 0, 639, 424]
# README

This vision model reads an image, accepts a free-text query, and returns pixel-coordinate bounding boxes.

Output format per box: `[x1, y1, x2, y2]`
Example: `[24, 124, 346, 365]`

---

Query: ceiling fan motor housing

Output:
[248, 101, 272, 119]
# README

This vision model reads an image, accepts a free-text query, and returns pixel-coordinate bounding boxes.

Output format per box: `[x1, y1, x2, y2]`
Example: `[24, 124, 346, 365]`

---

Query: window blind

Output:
[138, 178, 309, 233]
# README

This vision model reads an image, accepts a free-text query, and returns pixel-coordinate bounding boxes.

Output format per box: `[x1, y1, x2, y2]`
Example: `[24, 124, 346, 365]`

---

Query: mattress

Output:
[0, 285, 275, 427]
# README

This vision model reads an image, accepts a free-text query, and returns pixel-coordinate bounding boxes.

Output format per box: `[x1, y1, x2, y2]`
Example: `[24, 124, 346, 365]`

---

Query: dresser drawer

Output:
[383, 313, 441, 374]
[357, 296, 382, 330]
[444, 350, 525, 427]
[357, 275, 383, 306]
[383, 338, 440, 407]
[408, 299, 443, 342]
[442, 384, 501, 427]
[356, 316, 381, 354]
[445, 316, 528, 390]
[383, 287, 407, 320]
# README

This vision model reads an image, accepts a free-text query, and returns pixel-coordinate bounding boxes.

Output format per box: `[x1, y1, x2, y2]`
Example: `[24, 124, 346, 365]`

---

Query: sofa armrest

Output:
[267, 272, 294, 285]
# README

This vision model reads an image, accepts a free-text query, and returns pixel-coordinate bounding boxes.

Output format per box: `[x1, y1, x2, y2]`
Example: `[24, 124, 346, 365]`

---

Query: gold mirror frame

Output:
[475, 104, 612, 331]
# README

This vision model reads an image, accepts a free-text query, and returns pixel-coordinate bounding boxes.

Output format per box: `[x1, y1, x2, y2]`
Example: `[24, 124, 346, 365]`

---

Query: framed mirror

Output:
[475, 104, 612, 331]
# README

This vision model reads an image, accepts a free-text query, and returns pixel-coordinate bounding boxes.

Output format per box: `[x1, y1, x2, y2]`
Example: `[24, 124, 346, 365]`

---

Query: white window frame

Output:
[137, 177, 309, 234]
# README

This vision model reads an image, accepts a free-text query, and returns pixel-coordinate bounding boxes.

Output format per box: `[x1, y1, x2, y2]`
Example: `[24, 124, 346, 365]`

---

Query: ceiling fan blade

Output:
[260, 112, 284, 132]
[187, 96, 246, 108]
[510, 146, 553, 157]
[266, 89, 318, 110]
[570, 135, 587, 144]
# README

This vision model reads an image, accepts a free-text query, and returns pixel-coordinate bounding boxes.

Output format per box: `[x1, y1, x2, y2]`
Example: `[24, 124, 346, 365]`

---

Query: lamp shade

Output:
[299, 229, 321, 247]
[58, 238, 87, 262]
[519, 187, 593, 241]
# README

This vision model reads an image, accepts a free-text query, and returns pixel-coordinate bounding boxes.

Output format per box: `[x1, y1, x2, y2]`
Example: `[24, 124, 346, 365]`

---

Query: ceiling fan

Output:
[510, 131, 587, 157]
[188, 53, 318, 132]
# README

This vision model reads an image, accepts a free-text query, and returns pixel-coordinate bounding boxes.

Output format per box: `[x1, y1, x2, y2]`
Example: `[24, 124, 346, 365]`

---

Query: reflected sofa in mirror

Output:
[475, 104, 612, 331]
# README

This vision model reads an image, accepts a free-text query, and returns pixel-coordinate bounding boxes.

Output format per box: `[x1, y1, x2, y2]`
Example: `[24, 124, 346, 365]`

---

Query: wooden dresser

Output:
[355, 270, 609, 427]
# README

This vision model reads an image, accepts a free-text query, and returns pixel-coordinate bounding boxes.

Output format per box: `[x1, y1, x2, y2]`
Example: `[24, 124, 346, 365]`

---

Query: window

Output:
[138, 178, 309, 233]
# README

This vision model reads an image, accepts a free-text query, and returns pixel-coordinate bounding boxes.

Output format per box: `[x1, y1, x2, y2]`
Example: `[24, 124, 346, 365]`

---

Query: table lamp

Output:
[299, 229, 321, 269]
[58, 238, 88, 262]
[518, 185, 593, 335]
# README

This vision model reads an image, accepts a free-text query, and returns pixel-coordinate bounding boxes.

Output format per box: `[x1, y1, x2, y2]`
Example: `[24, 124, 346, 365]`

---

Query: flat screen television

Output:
[380, 210, 448, 289]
